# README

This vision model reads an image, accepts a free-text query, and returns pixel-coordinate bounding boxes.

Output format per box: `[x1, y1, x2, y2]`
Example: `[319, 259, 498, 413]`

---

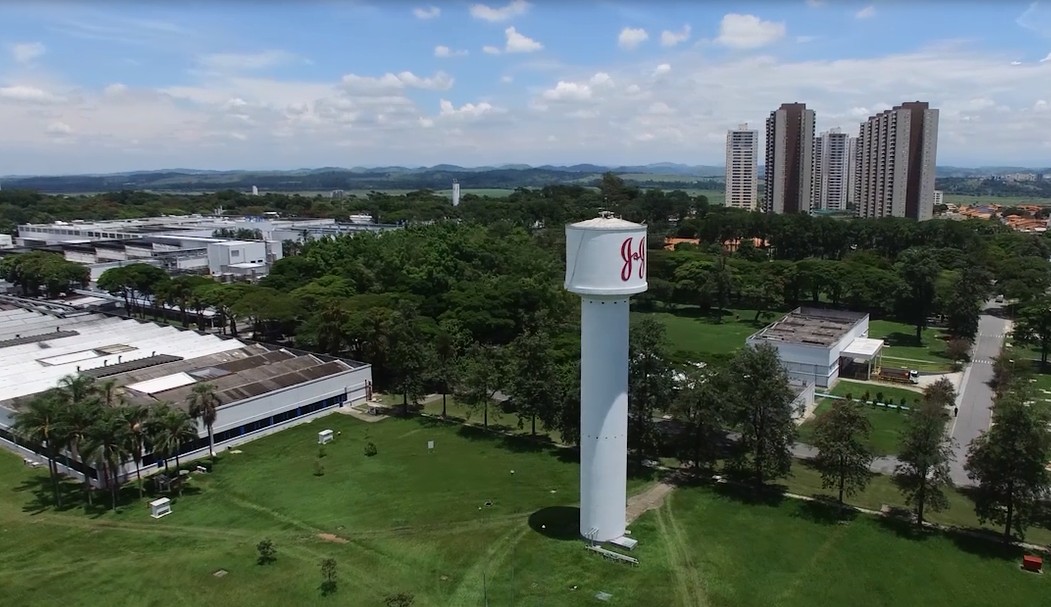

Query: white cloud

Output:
[341, 70, 453, 95]
[412, 6, 441, 20]
[12, 42, 46, 64]
[660, 25, 691, 48]
[1041, 52, 1051, 63]
[483, 45, 502, 55]
[46, 121, 73, 136]
[500, 75, 514, 83]
[806, 0, 824, 7]
[505, 27, 543, 53]
[796, 35, 817, 43]
[197, 50, 300, 72]
[1, 36, 1049, 172]
[855, 5, 877, 20]
[1017, 2, 1051, 36]
[434, 45, 468, 58]
[618, 27, 649, 51]
[439, 99, 499, 118]
[0, 85, 64, 104]
[715, 14, 786, 49]
[470, 1, 531, 22]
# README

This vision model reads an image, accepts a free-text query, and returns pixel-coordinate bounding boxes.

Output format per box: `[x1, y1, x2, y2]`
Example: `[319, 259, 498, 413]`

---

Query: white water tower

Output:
[452, 181, 461, 207]
[564, 212, 648, 543]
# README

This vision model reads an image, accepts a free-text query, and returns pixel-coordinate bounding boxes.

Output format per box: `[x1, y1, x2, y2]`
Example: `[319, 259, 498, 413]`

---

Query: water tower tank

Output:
[565, 214, 648, 296]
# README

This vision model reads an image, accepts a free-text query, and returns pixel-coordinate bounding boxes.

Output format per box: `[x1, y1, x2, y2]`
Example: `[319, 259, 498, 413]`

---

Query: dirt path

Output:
[626, 479, 677, 524]
[655, 504, 708, 607]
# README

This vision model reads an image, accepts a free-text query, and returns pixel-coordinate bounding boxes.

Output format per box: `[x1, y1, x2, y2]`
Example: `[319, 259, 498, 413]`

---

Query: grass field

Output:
[632, 306, 765, 360]
[798, 400, 913, 456]
[827, 379, 923, 405]
[867, 319, 953, 372]
[3, 412, 1050, 606]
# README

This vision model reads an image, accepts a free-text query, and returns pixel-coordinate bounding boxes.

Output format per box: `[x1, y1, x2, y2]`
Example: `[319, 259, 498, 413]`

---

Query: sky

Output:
[0, 1, 1049, 175]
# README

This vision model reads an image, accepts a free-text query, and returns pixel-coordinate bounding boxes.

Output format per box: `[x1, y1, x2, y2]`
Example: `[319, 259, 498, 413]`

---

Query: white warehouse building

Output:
[0, 298, 374, 484]
[746, 307, 885, 389]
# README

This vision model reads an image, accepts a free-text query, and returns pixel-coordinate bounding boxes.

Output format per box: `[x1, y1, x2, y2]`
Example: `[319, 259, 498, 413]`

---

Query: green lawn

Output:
[867, 319, 953, 372]
[3, 412, 1051, 605]
[827, 380, 924, 406]
[633, 306, 767, 360]
[797, 400, 913, 456]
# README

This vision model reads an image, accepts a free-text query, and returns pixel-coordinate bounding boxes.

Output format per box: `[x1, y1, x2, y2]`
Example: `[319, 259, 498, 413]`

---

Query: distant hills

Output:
[0, 163, 1046, 194]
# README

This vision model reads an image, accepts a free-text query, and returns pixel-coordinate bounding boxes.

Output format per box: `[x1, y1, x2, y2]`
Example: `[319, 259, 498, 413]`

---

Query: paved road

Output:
[949, 305, 1011, 486]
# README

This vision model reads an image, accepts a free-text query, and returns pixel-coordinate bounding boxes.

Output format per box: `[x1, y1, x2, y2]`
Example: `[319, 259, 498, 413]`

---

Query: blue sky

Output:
[0, 1, 1049, 174]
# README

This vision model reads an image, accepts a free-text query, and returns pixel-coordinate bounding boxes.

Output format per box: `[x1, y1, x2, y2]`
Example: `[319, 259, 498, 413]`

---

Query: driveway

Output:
[948, 304, 1011, 486]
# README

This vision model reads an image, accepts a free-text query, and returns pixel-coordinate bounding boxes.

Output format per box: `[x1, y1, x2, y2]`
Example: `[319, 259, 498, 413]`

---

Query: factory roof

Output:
[748, 307, 867, 348]
[0, 305, 246, 408]
[0, 300, 368, 415]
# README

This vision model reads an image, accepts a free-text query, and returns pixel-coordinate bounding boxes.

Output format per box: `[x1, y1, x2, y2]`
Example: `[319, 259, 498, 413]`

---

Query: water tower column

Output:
[564, 213, 648, 543]
[579, 294, 630, 540]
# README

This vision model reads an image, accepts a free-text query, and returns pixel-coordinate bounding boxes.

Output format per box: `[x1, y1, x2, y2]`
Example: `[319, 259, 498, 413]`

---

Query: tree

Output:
[628, 319, 675, 466]
[432, 319, 468, 418]
[256, 539, 277, 565]
[896, 248, 941, 343]
[57, 396, 103, 505]
[810, 399, 874, 504]
[455, 343, 505, 429]
[187, 383, 221, 457]
[726, 343, 797, 485]
[945, 338, 972, 369]
[320, 558, 337, 595]
[386, 304, 431, 414]
[894, 381, 956, 528]
[120, 404, 151, 498]
[149, 405, 198, 471]
[1013, 297, 1051, 367]
[965, 391, 1051, 539]
[671, 365, 727, 470]
[12, 393, 66, 507]
[505, 325, 562, 435]
[83, 408, 131, 510]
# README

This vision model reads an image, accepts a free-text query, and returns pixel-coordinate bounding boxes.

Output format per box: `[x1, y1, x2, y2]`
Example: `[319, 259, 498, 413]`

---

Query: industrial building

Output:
[13, 214, 401, 281]
[746, 307, 884, 389]
[0, 297, 373, 483]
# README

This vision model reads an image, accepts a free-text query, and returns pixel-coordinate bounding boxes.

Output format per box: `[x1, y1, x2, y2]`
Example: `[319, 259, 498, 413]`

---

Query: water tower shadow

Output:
[527, 506, 581, 541]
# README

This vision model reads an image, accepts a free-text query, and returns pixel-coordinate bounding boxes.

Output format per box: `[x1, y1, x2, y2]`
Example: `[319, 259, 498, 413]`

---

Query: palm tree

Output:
[187, 383, 221, 458]
[151, 406, 199, 471]
[12, 393, 65, 507]
[96, 378, 120, 407]
[57, 374, 96, 408]
[56, 398, 103, 506]
[120, 404, 151, 498]
[83, 409, 131, 510]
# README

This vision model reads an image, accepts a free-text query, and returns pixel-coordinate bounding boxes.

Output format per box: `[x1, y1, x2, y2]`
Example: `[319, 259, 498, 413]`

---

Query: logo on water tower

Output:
[619, 236, 646, 281]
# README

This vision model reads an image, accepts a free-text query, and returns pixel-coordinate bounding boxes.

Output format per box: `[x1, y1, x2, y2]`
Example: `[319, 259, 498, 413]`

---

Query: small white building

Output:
[746, 307, 883, 390]
[207, 241, 267, 276]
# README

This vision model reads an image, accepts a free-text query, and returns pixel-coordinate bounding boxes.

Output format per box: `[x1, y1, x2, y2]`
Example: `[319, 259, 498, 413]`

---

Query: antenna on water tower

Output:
[564, 212, 648, 545]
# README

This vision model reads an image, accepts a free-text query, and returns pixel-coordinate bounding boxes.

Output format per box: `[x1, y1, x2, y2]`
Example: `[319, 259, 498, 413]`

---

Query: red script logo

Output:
[620, 237, 646, 281]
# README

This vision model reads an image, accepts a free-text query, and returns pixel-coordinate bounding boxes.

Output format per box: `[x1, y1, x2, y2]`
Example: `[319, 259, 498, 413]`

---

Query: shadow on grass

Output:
[528, 506, 580, 541]
[15, 472, 202, 518]
[709, 478, 786, 507]
[793, 496, 859, 525]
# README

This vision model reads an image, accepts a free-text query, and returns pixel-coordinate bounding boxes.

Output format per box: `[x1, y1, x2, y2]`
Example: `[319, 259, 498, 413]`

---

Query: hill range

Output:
[0, 164, 1046, 194]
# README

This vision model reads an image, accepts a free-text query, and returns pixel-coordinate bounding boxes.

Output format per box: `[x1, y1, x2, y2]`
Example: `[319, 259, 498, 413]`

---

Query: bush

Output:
[875, 391, 884, 404]
[900, 396, 908, 406]
[364, 442, 378, 457]
[385, 593, 416, 607]
[320, 558, 337, 595]
[256, 538, 276, 565]
[845, 393, 853, 401]
[313, 458, 325, 476]
[862, 391, 871, 403]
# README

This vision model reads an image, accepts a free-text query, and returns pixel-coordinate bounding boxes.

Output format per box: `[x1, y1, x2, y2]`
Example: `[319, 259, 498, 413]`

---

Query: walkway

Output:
[949, 305, 1011, 486]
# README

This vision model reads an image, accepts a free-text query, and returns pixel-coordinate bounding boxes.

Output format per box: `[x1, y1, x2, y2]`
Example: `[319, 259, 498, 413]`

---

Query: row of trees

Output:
[12, 375, 222, 510]
[0, 251, 89, 298]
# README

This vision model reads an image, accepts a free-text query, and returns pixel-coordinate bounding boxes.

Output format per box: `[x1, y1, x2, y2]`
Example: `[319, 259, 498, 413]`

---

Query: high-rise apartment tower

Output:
[811, 128, 852, 212]
[725, 124, 759, 210]
[764, 103, 815, 214]
[853, 101, 939, 221]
